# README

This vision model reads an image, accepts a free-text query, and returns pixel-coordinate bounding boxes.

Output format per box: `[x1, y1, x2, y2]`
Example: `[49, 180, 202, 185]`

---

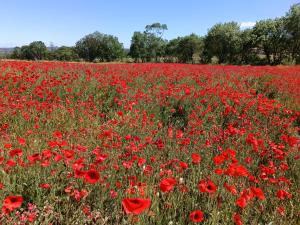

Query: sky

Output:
[0, 0, 298, 48]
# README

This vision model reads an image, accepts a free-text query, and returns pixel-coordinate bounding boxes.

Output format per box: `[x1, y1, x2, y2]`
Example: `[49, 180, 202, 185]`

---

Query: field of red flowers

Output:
[0, 61, 299, 225]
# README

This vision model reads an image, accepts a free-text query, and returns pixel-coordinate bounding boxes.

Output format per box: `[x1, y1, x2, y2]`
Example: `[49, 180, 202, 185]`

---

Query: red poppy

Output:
[191, 153, 202, 164]
[53, 131, 63, 139]
[2, 196, 23, 214]
[189, 210, 204, 222]
[17, 137, 26, 146]
[213, 154, 226, 165]
[225, 164, 249, 177]
[122, 198, 151, 215]
[84, 169, 100, 184]
[277, 206, 285, 216]
[250, 187, 265, 200]
[160, 178, 177, 193]
[138, 157, 146, 167]
[236, 197, 247, 208]
[62, 150, 75, 161]
[9, 149, 23, 157]
[233, 213, 243, 225]
[179, 161, 188, 170]
[176, 130, 183, 139]
[224, 182, 237, 195]
[198, 179, 217, 194]
[4, 143, 12, 149]
[167, 127, 173, 138]
[27, 153, 41, 163]
[39, 183, 51, 189]
[276, 189, 292, 200]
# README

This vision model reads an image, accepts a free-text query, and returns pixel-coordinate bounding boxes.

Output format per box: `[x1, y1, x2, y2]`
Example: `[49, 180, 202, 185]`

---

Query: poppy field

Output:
[0, 61, 299, 225]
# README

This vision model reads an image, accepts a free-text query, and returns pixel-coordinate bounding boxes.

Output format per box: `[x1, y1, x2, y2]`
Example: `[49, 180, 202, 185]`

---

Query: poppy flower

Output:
[27, 153, 41, 163]
[189, 210, 204, 222]
[276, 189, 292, 200]
[39, 183, 51, 189]
[198, 179, 217, 194]
[17, 138, 26, 146]
[122, 198, 151, 215]
[277, 206, 285, 216]
[53, 131, 63, 139]
[224, 182, 237, 195]
[179, 161, 188, 170]
[250, 187, 265, 200]
[213, 155, 226, 165]
[2, 196, 23, 214]
[167, 127, 173, 138]
[138, 157, 146, 167]
[84, 169, 100, 184]
[9, 149, 23, 157]
[191, 153, 202, 164]
[236, 197, 247, 208]
[225, 164, 249, 177]
[233, 213, 243, 225]
[160, 178, 177, 193]
[176, 130, 183, 139]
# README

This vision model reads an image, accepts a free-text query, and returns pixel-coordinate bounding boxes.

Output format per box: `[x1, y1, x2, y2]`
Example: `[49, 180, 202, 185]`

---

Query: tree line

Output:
[8, 3, 300, 65]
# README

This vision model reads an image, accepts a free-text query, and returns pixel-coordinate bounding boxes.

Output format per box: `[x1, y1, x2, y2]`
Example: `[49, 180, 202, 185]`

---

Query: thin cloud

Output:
[240, 22, 256, 28]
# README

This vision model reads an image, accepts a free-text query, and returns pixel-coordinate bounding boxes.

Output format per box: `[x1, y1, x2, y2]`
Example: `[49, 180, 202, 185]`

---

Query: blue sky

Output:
[0, 0, 298, 48]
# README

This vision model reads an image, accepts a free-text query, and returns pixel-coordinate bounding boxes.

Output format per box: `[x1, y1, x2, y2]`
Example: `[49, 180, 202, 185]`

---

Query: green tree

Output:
[11, 47, 22, 59]
[144, 23, 168, 62]
[253, 18, 288, 65]
[204, 22, 241, 64]
[165, 37, 182, 62]
[145, 22, 168, 38]
[100, 35, 125, 61]
[177, 34, 203, 63]
[52, 46, 79, 61]
[75, 32, 124, 62]
[20, 45, 32, 60]
[285, 3, 300, 64]
[129, 32, 147, 62]
[28, 41, 47, 60]
[129, 23, 168, 62]
[240, 28, 257, 64]
[145, 34, 167, 62]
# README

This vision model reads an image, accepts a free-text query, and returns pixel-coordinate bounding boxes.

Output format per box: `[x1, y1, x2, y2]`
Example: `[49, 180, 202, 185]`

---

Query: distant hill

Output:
[0, 48, 14, 54]
[0, 47, 129, 55]
[0, 46, 60, 54]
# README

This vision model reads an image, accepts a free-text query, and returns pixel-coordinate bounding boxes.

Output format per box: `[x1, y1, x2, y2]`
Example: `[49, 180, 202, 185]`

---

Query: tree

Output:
[75, 32, 100, 61]
[11, 47, 22, 59]
[129, 32, 148, 62]
[145, 34, 167, 62]
[239, 28, 257, 64]
[129, 23, 168, 62]
[11, 41, 47, 60]
[75, 32, 124, 62]
[28, 41, 47, 60]
[145, 23, 168, 38]
[165, 37, 182, 62]
[285, 3, 300, 64]
[253, 18, 288, 65]
[100, 35, 125, 61]
[20, 45, 32, 60]
[204, 22, 241, 64]
[144, 23, 168, 62]
[51, 46, 79, 61]
[177, 34, 203, 63]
